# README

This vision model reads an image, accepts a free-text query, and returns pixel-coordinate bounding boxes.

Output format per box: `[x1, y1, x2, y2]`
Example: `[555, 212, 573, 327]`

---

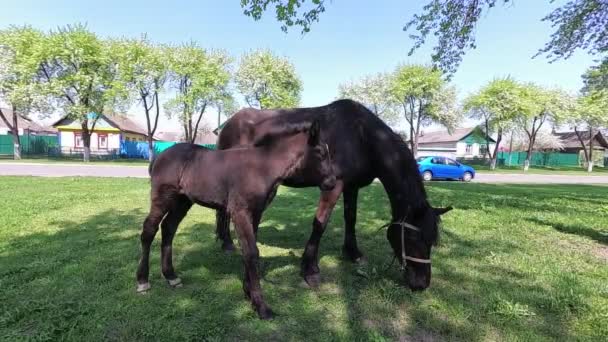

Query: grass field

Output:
[1, 177, 607, 341]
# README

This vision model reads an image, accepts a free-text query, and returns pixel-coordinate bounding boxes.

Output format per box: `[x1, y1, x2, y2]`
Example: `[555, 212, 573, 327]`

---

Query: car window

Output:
[432, 157, 445, 164]
[446, 158, 459, 166]
[416, 157, 427, 162]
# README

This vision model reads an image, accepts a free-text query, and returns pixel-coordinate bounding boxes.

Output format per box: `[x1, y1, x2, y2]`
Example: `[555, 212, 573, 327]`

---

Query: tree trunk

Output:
[588, 127, 594, 173]
[489, 128, 503, 170]
[574, 126, 590, 171]
[148, 137, 155, 162]
[507, 132, 514, 166]
[82, 121, 91, 162]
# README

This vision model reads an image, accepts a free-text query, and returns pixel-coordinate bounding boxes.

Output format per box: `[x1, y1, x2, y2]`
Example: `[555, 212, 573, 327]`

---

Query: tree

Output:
[514, 85, 574, 171]
[389, 64, 461, 156]
[38, 24, 125, 162]
[235, 49, 302, 109]
[571, 90, 608, 172]
[582, 56, 608, 93]
[112, 36, 169, 161]
[338, 72, 399, 125]
[165, 43, 232, 144]
[463, 78, 523, 169]
[0, 25, 46, 159]
[241, 1, 608, 75]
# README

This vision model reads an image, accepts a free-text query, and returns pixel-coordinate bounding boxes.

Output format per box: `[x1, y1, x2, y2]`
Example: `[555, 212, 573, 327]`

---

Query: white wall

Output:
[59, 131, 120, 150]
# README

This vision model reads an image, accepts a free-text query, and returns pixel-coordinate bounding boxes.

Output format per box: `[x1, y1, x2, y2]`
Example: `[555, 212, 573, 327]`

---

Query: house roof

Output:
[554, 130, 608, 149]
[418, 127, 495, 144]
[52, 113, 148, 136]
[0, 107, 53, 133]
[103, 114, 148, 136]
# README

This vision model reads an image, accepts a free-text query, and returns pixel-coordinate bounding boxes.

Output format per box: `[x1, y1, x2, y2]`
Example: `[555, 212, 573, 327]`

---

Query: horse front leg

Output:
[232, 210, 273, 320]
[301, 181, 343, 287]
[342, 186, 364, 262]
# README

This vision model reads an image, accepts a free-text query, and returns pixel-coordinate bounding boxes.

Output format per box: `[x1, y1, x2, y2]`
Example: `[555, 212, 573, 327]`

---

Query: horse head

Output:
[386, 205, 453, 290]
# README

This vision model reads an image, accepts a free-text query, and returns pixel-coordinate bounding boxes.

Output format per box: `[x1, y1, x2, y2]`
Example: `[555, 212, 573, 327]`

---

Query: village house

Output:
[52, 113, 149, 155]
[417, 126, 496, 159]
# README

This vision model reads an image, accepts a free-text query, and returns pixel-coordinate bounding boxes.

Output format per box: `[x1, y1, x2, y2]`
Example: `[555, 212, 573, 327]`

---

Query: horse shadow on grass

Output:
[527, 217, 608, 245]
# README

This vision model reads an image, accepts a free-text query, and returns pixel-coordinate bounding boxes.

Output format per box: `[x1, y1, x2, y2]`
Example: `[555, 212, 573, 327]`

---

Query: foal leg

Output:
[161, 195, 192, 288]
[136, 197, 171, 293]
[301, 181, 343, 287]
[215, 208, 235, 252]
[342, 186, 364, 262]
[232, 210, 273, 320]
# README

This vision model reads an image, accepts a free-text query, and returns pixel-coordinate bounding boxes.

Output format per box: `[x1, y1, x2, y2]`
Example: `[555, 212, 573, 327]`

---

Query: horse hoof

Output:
[257, 307, 275, 320]
[136, 282, 151, 293]
[167, 277, 182, 288]
[303, 273, 321, 288]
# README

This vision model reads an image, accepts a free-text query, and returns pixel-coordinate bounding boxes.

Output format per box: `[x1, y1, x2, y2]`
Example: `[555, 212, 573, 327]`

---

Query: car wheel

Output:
[462, 172, 473, 182]
[422, 171, 433, 181]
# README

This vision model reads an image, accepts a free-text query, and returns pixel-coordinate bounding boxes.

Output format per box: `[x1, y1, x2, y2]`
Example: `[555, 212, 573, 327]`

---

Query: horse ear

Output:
[308, 119, 320, 146]
[433, 206, 453, 216]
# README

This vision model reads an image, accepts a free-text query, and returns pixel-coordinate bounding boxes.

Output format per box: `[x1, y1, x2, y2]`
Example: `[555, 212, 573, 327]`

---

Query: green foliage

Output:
[1, 177, 608, 340]
[38, 24, 124, 119]
[235, 49, 302, 109]
[404, 0, 510, 75]
[538, 0, 608, 60]
[574, 89, 608, 127]
[0, 25, 48, 116]
[165, 42, 232, 142]
[390, 64, 460, 136]
[464, 77, 527, 132]
[582, 56, 608, 93]
[337, 72, 399, 125]
[240, 0, 326, 33]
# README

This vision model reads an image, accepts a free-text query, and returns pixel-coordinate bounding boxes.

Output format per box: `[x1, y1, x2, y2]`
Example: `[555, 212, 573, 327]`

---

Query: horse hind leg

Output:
[216, 208, 235, 252]
[136, 196, 172, 293]
[231, 210, 273, 320]
[160, 195, 192, 288]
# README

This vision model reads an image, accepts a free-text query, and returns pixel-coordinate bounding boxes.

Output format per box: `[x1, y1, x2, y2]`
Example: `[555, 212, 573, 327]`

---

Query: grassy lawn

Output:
[1, 177, 607, 341]
[474, 165, 608, 175]
[0, 158, 148, 166]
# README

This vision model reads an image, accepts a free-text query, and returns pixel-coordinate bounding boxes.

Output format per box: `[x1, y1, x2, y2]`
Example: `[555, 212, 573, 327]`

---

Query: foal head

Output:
[386, 205, 452, 291]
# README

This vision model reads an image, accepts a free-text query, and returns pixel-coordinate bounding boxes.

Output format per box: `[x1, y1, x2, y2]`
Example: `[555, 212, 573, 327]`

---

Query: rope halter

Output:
[381, 220, 432, 269]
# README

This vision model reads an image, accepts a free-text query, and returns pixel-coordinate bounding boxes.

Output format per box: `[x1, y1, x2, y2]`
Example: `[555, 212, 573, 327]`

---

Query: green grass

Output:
[475, 165, 608, 175]
[1, 177, 607, 341]
[0, 158, 148, 166]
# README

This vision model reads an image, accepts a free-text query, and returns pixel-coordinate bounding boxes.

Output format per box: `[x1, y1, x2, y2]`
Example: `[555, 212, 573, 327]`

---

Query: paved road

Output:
[0, 162, 149, 178]
[1, 162, 608, 184]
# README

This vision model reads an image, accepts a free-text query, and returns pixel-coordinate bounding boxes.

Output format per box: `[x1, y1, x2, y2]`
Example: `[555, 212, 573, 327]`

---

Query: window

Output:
[465, 144, 473, 154]
[446, 158, 459, 166]
[98, 134, 108, 149]
[432, 157, 445, 164]
[74, 133, 83, 148]
[479, 144, 488, 156]
[416, 157, 427, 162]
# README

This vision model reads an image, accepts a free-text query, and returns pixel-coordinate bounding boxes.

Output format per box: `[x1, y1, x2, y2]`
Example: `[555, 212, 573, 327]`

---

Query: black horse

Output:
[216, 99, 452, 290]
[137, 119, 336, 319]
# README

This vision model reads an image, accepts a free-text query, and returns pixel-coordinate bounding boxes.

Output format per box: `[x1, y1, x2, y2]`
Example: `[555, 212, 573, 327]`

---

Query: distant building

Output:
[52, 113, 148, 155]
[417, 126, 496, 159]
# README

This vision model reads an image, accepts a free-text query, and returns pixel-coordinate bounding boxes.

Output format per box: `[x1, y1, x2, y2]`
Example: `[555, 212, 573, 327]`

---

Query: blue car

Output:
[416, 156, 476, 182]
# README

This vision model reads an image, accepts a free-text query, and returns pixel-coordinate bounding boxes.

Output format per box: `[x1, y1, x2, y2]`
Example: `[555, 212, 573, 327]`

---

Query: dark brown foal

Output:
[136, 119, 335, 319]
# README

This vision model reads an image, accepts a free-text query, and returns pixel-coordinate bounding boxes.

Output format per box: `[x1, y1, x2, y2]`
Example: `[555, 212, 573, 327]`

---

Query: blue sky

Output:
[0, 0, 597, 131]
